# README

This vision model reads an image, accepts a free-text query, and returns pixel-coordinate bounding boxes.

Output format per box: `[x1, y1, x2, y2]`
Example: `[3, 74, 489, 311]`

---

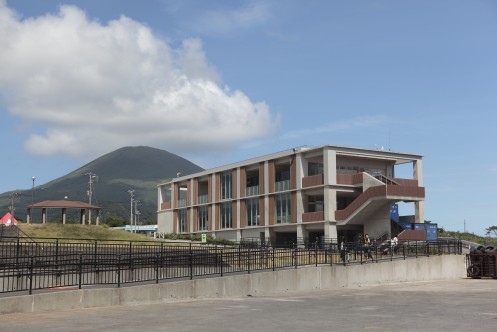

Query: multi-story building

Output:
[157, 145, 425, 245]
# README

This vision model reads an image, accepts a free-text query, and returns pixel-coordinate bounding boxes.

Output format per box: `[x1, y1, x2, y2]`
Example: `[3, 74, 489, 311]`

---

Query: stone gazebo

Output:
[26, 200, 101, 225]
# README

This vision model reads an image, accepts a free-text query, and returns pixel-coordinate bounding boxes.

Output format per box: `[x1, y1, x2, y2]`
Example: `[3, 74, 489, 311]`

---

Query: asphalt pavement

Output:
[0, 278, 495, 332]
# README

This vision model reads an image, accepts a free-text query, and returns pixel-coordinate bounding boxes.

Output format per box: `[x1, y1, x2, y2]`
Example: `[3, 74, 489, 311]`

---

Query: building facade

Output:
[157, 145, 425, 245]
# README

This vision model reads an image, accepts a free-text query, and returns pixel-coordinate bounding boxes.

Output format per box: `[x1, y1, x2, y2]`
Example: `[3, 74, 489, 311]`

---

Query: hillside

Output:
[0, 146, 204, 223]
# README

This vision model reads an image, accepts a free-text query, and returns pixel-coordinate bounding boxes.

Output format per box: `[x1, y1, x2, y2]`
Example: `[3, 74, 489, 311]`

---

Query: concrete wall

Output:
[0, 255, 466, 315]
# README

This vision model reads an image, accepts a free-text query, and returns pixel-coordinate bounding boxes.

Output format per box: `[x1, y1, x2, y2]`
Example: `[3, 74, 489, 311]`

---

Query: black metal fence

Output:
[0, 237, 462, 295]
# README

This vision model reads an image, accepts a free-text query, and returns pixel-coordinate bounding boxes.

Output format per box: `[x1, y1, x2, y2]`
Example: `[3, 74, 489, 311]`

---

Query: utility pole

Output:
[127, 189, 134, 232]
[9, 192, 19, 219]
[31, 176, 36, 204]
[85, 172, 98, 225]
[133, 199, 140, 233]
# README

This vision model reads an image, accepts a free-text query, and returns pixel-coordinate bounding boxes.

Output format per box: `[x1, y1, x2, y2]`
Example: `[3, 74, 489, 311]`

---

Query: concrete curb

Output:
[0, 255, 466, 315]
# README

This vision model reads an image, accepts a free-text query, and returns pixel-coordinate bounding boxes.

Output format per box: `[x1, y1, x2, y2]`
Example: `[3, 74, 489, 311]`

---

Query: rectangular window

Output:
[246, 198, 259, 226]
[220, 171, 232, 200]
[308, 163, 323, 176]
[276, 193, 291, 224]
[275, 168, 290, 192]
[178, 208, 187, 233]
[198, 205, 208, 231]
[246, 172, 259, 196]
[220, 202, 232, 228]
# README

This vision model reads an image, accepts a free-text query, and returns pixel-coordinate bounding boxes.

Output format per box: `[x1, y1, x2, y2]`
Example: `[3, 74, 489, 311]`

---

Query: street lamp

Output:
[31, 176, 36, 204]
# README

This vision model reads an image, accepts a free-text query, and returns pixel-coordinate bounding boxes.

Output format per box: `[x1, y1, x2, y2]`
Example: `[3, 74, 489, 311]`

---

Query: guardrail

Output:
[0, 237, 462, 295]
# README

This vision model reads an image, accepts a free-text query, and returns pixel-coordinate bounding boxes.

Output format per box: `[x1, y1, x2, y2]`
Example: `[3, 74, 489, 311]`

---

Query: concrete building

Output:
[157, 145, 425, 245]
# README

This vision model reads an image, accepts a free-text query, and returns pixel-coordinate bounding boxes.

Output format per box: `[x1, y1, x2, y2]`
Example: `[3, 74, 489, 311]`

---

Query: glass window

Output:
[178, 208, 187, 233]
[198, 205, 208, 230]
[220, 171, 232, 200]
[276, 193, 291, 224]
[220, 202, 232, 228]
[246, 198, 259, 226]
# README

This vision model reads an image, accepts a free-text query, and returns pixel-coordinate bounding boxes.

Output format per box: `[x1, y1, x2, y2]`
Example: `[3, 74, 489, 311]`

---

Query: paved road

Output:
[0, 278, 495, 332]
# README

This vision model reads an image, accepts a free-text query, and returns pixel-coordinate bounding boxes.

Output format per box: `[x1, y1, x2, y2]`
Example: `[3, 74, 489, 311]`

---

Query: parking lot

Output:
[0, 278, 495, 331]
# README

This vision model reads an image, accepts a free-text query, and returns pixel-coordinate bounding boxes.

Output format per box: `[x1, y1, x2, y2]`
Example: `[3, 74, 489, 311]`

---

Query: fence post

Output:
[78, 254, 83, 289]
[220, 245, 223, 277]
[189, 243, 193, 280]
[294, 243, 298, 269]
[315, 240, 318, 267]
[155, 254, 159, 284]
[117, 254, 121, 288]
[247, 247, 251, 274]
[272, 246, 275, 271]
[16, 237, 20, 267]
[28, 256, 34, 295]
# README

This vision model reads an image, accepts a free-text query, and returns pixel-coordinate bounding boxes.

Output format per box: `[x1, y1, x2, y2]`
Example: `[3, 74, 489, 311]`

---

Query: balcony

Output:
[302, 211, 324, 223]
[336, 173, 363, 185]
[198, 194, 208, 204]
[246, 186, 259, 196]
[275, 180, 290, 192]
[160, 202, 171, 210]
[302, 174, 323, 188]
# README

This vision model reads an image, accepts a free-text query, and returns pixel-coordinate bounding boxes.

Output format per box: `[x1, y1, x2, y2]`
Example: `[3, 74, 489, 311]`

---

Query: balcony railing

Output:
[160, 202, 171, 210]
[246, 186, 259, 196]
[302, 174, 324, 188]
[198, 195, 208, 204]
[276, 215, 291, 224]
[302, 211, 324, 223]
[275, 180, 290, 192]
[336, 173, 363, 185]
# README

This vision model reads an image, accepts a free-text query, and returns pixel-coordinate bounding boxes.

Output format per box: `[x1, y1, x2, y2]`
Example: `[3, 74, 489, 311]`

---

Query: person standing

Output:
[340, 237, 349, 266]
[391, 234, 399, 255]
[364, 234, 373, 262]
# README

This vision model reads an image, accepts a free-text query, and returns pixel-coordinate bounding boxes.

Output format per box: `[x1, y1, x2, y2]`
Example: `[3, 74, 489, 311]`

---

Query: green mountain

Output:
[0, 146, 204, 223]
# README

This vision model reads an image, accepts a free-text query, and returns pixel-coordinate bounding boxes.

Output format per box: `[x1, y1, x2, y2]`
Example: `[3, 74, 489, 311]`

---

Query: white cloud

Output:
[280, 115, 390, 140]
[0, 2, 277, 160]
[185, 1, 272, 36]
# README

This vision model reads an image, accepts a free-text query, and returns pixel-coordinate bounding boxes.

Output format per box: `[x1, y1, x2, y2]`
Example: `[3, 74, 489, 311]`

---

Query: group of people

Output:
[340, 233, 399, 265]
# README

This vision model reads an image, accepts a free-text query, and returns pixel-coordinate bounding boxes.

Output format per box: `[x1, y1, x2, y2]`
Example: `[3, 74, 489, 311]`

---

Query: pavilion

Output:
[26, 200, 101, 225]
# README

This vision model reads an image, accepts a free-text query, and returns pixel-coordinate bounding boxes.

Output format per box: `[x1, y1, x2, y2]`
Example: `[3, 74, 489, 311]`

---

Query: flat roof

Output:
[159, 144, 422, 185]
[27, 200, 101, 209]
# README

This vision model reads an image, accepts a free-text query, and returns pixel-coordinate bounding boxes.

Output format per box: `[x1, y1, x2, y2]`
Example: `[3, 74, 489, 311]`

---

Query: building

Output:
[157, 145, 425, 245]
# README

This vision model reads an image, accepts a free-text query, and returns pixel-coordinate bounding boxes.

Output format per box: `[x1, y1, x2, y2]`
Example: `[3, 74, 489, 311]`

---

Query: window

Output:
[307, 195, 324, 212]
[178, 208, 187, 233]
[198, 205, 208, 230]
[308, 163, 323, 176]
[276, 193, 291, 224]
[246, 172, 259, 196]
[275, 168, 290, 192]
[220, 202, 232, 228]
[220, 171, 232, 200]
[246, 198, 259, 226]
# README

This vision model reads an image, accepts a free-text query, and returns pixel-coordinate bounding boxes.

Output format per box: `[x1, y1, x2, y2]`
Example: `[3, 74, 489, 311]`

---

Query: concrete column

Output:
[414, 159, 423, 186]
[42, 208, 46, 224]
[323, 148, 337, 186]
[324, 188, 337, 222]
[324, 221, 337, 241]
[415, 201, 425, 223]
[26, 209, 31, 224]
[96, 210, 100, 226]
[62, 208, 66, 224]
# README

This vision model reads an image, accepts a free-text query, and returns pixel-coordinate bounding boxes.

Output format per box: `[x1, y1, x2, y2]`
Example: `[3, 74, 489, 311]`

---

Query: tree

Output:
[485, 226, 497, 237]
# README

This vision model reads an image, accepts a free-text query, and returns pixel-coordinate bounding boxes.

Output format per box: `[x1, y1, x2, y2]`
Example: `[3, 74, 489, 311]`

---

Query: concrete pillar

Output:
[62, 208, 66, 224]
[42, 208, 46, 224]
[324, 221, 337, 241]
[96, 210, 100, 226]
[26, 208, 31, 224]
[323, 148, 337, 186]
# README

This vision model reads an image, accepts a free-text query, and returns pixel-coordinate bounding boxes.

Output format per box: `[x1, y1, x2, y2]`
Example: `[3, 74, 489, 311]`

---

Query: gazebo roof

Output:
[27, 200, 100, 209]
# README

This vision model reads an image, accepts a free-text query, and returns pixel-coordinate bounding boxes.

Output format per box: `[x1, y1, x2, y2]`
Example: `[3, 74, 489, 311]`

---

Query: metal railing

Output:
[0, 237, 462, 295]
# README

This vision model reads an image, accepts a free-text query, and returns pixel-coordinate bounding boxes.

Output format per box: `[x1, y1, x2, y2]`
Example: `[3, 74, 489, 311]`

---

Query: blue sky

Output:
[1, 0, 496, 234]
